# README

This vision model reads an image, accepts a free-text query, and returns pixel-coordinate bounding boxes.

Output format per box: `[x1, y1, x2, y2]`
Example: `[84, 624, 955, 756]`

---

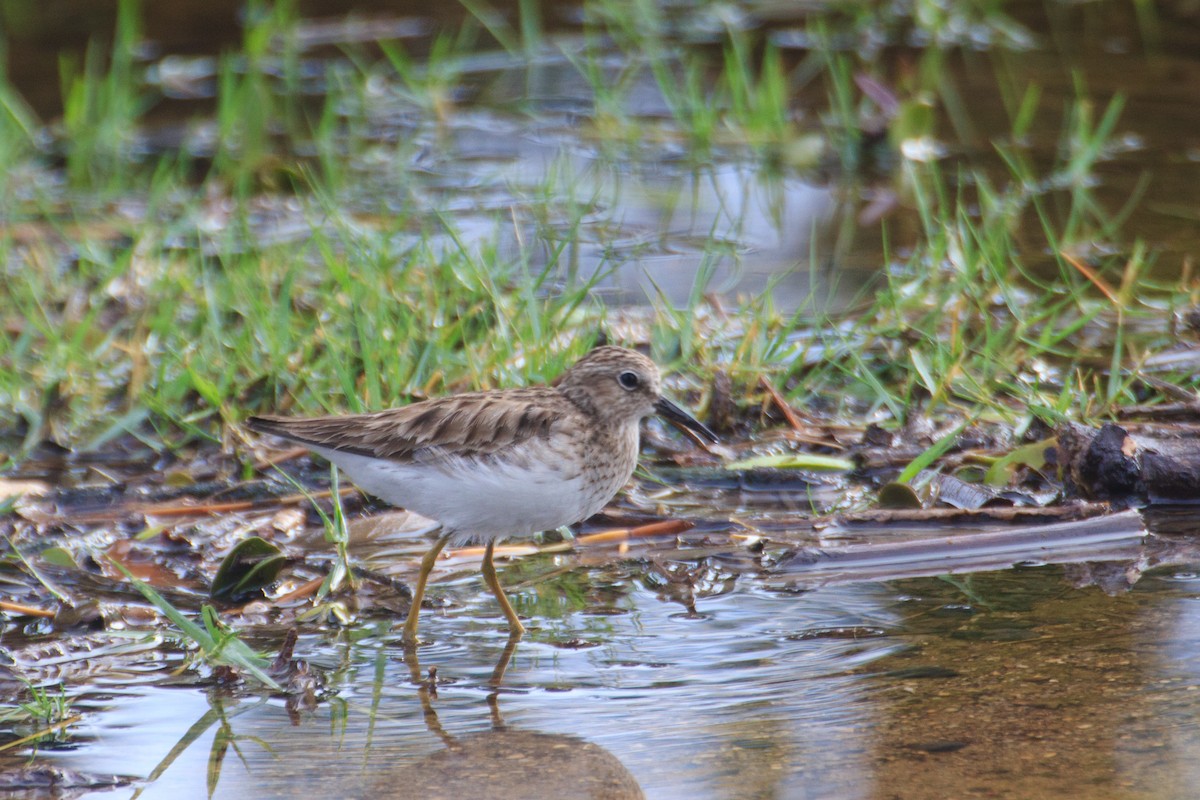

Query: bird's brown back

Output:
[245, 386, 573, 462]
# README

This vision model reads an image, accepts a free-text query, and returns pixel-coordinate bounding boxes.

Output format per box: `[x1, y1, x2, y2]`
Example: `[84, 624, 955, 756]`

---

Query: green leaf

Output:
[725, 453, 854, 472]
[896, 422, 969, 484]
[877, 482, 923, 509]
[208, 723, 232, 798]
[110, 559, 216, 650]
[909, 349, 937, 395]
[136, 524, 167, 541]
[984, 437, 1055, 487]
[40, 547, 78, 569]
[109, 559, 281, 690]
[210, 537, 286, 602]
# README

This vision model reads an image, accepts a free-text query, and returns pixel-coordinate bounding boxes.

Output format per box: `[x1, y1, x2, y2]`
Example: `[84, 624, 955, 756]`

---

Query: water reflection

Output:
[1133, 573, 1200, 797]
[368, 644, 643, 800]
[28, 532, 1200, 799]
[856, 563, 1200, 799]
[16, 502, 1200, 800]
[459, 118, 883, 311]
[31, 573, 896, 799]
[133, 647, 645, 799]
[374, 726, 643, 800]
[562, 164, 873, 310]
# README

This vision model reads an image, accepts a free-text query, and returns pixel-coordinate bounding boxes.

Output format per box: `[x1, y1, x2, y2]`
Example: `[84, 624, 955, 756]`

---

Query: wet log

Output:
[771, 509, 1147, 589]
[1058, 422, 1200, 505]
[835, 503, 1110, 526]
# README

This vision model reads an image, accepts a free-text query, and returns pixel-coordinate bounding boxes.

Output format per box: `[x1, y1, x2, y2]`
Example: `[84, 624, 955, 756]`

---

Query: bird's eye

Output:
[618, 371, 640, 390]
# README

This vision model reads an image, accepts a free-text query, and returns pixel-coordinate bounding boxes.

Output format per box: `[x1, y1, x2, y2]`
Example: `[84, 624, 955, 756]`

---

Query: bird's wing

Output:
[245, 388, 562, 462]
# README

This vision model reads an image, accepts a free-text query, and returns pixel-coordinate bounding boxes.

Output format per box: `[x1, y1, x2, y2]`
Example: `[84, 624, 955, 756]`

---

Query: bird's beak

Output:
[655, 397, 719, 443]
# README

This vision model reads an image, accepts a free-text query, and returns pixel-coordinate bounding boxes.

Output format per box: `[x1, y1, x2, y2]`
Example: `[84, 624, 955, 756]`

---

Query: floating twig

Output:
[450, 519, 696, 560]
[139, 487, 358, 518]
[0, 715, 83, 753]
[0, 600, 56, 618]
[272, 576, 325, 605]
[576, 519, 693, 545]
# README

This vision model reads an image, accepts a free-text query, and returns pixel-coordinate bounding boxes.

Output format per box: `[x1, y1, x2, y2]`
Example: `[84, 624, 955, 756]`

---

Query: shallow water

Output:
[14, 506, 1200, 800]
[4, 1, 1200, 798]
[8, 1, 1200, 313]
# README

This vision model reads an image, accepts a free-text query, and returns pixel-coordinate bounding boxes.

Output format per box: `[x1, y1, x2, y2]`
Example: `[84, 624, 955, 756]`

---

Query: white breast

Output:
[311, 445, 617, 542]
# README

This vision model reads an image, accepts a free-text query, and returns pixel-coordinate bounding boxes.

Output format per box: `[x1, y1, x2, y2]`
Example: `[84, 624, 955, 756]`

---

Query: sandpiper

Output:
[246, 345, 717, 643]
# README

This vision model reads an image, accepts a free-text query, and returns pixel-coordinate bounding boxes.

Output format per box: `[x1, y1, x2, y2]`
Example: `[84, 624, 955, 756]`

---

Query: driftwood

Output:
[770, 509, 1147, 590]
[1058, 422, 1200, 505]
[834, 503, 1110, 526]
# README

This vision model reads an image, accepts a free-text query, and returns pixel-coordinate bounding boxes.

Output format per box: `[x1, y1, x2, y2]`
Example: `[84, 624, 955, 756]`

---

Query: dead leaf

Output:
[0, 478, 50, 500]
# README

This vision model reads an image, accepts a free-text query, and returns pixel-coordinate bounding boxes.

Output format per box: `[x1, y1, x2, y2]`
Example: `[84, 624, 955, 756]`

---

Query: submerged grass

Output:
[0, 681, 72, 728]
[0, 0, 1196, 462]
[111, 560, 282, 690]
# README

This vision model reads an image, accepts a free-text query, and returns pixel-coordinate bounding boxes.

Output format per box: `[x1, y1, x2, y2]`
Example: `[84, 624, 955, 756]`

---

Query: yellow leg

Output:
[488, 632, 521, 690]
[401, 532, 452, 645]
[481, 539, 526, 637]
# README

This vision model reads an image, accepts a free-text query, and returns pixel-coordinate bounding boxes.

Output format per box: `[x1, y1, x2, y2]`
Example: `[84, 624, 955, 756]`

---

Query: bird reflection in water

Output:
[370, 642, 644, 800]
